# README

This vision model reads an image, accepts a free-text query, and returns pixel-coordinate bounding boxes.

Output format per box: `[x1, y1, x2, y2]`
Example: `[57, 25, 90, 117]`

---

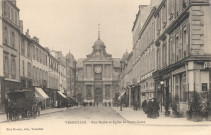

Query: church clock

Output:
[95, 66, 102, 73]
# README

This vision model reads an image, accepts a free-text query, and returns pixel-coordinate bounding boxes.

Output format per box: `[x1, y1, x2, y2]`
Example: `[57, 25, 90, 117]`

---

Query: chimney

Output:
[19, 20, 23, 33]
[25, 29, 30, 38]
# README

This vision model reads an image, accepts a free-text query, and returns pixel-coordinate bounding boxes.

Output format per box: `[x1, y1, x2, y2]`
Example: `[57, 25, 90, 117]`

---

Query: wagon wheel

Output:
[27, 110, 31, 119]
[11, 111, 16, 121]
[15, 112, 20, 120]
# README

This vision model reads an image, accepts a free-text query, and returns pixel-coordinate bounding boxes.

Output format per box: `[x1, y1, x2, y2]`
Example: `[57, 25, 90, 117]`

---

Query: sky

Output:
[16, 0, 150, 60]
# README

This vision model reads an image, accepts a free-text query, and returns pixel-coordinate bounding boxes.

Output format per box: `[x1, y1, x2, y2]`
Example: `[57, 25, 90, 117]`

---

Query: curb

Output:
[0, 107, 80, 123]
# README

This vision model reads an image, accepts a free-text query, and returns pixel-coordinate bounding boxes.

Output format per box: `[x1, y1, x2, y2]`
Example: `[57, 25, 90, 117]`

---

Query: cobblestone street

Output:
[0, 105, 211, 135]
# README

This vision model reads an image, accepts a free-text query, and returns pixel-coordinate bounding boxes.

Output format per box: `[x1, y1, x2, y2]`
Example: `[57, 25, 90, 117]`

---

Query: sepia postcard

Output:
[0, 0, 211, 135]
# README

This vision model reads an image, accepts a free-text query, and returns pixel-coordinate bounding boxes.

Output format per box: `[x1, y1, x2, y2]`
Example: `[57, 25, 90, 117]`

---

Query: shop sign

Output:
[172, 66, 185, 75]
[202, 83, 208, 91]
[204, 62, 211, 69]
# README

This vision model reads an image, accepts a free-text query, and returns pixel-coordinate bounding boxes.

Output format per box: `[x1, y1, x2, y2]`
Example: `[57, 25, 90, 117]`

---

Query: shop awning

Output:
[57, 91, 67, 98]
[118, 90, 126, 100]
[35, 87, 49, 100]
[34, 93, 39, 98]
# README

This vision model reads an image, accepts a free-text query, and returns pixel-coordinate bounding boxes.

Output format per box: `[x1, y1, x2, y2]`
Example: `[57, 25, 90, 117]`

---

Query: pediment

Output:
[85, 55, 111, 62]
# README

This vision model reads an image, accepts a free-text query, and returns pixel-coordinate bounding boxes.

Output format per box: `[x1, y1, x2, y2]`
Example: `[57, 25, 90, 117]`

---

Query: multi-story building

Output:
[31, 36, 50, 108]
[120, 1, 161, 107]
[121, 0, 211, 116]
[19, 27, 33, 90]
[0, 0, 21, 112]
[152, 0, 211, 115]
[66, 52, 76, 98]
[75, 33, 121, 104]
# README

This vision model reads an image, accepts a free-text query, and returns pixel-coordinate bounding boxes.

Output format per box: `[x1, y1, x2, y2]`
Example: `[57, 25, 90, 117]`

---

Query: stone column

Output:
[92, 84, 94, 103]
[92, 64, 94, 80]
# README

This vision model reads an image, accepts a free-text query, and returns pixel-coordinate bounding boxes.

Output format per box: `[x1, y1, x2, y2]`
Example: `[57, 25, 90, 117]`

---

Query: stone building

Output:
[19, 28, 33, 90]
[152, 0, 211, 115]
[65, 52, 76, 98]
[76, 34, 121, 104]
[0, 0, 21, 112]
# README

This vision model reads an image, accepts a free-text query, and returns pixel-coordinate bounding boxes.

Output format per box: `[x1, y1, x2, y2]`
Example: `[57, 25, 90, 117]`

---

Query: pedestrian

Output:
[146, 99, 153, 118]
[142, 100, 147, 114]
[37, 101, 41, 116]
[97, 102, 98, 106]
[151, 98, 160, 118]
[7, 99, 14, 121]
[32, 102, 37, 119]
[5, 98, 9, 121]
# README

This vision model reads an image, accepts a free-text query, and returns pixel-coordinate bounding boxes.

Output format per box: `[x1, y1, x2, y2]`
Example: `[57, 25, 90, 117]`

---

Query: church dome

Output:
[93, 39, 106, 50]
[66, 52, 75, 61]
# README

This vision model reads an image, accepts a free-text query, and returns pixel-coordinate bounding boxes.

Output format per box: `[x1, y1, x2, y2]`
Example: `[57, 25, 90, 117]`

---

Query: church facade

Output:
[75, 35, 121, 104]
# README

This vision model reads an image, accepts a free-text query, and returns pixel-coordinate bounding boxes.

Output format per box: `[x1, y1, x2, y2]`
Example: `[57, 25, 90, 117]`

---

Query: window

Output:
[162, 41, 167, 67]
[183, 26, 188, 57]
[175, 34, 179, 62]
[105, 85, 111, 99]
[86, 85, 92, 100]
[3, 27, 8, 44]
[157, 12, 161, 34]
[10, 31, 15, 48]
[39, 50, 42, 63]
[3, 2, 7, 16]
[11, 8, 14, 22]
[22, 60, 25, 76]
[15, 11, 17, 23]
[3, 53, 9, 78]
[8, 5, 10, 19]
[180, 73, 187, 102]
[174, 75, 180, 102]
[32, 46, 34, 59]
[27, 42, 30, 58]
[21, 39, 25, 55]
[36, 48, 39, 61]
[28, 62, 31, 78]
[11, 55, 16, 79]
[157, 46, 161, 69]
[162, 3, 167, 26]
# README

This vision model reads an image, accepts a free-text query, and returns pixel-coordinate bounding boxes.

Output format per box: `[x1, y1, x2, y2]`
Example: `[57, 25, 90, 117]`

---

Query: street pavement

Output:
[0, 105, 210, 135]
[111, 106, 211, 126]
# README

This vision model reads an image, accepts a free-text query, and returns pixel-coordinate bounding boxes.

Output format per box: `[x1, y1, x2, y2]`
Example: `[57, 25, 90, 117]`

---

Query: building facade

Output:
[65, 52, 76, 98]
[76, 35, 121, 104]
[121, 0, 211, 115]
[0, 0, 21, 112]
[153, 0, 211, 115]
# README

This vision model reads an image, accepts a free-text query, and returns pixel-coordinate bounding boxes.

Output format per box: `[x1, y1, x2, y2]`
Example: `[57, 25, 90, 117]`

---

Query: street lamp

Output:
[160, 81, 164, 112]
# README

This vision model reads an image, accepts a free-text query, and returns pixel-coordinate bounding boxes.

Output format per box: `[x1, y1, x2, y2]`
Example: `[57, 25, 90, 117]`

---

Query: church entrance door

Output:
[95, 88, 103, 102]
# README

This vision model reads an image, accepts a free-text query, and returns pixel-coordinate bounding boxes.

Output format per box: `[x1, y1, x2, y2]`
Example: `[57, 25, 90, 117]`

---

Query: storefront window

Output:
[180, 73, 188, 102]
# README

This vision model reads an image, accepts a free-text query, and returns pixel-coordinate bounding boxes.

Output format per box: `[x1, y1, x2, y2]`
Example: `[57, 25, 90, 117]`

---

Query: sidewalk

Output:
[0, 106, 80, 123]
[112, 106, 211, 126]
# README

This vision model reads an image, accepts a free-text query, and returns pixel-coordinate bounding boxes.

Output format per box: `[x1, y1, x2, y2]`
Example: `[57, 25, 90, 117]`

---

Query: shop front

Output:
[153, 59, 211, 117]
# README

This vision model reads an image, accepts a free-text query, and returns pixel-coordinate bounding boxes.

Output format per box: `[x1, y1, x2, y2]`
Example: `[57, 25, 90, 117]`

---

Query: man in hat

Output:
[147, 98, 153, 118]
[151, 98, 160, 118]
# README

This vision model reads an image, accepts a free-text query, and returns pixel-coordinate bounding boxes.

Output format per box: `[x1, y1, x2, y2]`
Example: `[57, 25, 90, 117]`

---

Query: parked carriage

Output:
[6, 89, 36, 120]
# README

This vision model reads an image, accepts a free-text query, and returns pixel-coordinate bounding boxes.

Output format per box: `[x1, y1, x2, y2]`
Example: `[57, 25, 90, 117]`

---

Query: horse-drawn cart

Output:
[6, 89, 36, 120]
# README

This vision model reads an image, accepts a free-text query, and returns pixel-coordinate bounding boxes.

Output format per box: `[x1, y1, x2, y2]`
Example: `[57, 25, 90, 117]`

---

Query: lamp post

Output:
[160, 81, 164, 112]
